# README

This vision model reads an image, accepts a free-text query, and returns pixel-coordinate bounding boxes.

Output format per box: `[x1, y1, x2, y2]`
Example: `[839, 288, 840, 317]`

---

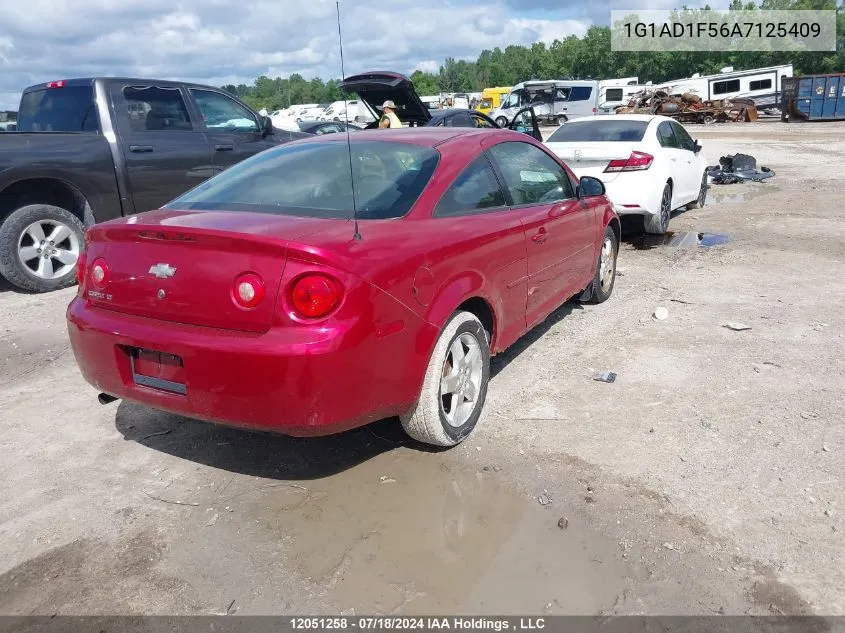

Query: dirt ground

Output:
[0, 121, 842, 617]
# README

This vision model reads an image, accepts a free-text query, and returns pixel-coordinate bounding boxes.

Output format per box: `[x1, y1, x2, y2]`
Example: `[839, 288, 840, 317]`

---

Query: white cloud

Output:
[0, 0, 592, 109]
[413, 60, 440, 74]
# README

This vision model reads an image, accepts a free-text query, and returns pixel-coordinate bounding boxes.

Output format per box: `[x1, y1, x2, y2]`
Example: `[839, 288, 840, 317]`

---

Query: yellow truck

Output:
[475, 87, 511, 116]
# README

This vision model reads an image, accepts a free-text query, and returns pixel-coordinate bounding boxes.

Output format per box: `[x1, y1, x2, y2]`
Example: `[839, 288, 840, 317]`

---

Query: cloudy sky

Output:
[0, 0, 717, 110]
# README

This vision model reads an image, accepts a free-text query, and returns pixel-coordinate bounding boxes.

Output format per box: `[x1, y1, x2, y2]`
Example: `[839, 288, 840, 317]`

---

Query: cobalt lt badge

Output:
[149, 263, 176, 279]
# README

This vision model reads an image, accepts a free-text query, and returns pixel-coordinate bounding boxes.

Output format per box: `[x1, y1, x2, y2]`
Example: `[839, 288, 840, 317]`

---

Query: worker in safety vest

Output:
[377, 100, 402, 128]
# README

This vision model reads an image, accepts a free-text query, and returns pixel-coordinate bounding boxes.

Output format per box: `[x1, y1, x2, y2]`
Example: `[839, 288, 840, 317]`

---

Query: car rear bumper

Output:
[603, 177, 661, 217]
[66, 297, 436, 436]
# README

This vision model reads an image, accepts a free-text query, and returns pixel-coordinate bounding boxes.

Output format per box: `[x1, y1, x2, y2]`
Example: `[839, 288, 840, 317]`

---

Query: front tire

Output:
[400, 311, 490, 447]
[495, 116, 508, 127]
[644, 183, 672, 235]
[580, 225, 618, 304]
[0, 204, 85, 292]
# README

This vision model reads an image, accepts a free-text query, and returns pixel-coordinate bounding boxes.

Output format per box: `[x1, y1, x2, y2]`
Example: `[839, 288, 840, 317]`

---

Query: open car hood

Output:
[340, 71, 431, 126]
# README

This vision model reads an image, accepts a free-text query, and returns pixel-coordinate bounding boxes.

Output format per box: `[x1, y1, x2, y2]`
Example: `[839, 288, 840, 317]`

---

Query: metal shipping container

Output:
[781, 74, 845, 122]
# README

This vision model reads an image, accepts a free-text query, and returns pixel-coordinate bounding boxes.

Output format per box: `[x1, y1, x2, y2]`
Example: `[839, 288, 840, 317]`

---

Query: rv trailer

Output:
[654, 65, 793, 112]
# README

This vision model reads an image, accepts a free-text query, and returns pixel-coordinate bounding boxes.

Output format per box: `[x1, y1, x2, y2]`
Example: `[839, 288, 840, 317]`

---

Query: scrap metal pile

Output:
[616, 90, 758, 124]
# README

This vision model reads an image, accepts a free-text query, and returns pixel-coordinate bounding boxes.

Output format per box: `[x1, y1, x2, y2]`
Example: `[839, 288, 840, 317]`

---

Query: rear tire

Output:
[400, 311, 490, 447]
[644, 183, 672, 235]
[0, 204, 85, 293]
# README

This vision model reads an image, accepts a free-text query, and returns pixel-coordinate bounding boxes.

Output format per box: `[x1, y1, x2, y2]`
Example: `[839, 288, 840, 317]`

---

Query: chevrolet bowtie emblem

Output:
[149, 263, 176, 279]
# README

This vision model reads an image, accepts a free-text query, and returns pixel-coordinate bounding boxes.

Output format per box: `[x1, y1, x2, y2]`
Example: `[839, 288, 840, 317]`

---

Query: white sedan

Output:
[544, 114, 709, 234]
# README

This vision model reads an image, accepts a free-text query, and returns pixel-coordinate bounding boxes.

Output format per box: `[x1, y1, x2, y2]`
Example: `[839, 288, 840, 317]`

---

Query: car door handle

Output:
[214, 144, 235, 152]
[129, 145, 154, 153]
[670, 157, 677, 161]
[532, 228, 548, 244]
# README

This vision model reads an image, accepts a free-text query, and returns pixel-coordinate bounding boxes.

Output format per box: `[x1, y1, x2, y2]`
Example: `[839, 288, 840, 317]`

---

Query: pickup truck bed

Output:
[0, 77, 309, 292]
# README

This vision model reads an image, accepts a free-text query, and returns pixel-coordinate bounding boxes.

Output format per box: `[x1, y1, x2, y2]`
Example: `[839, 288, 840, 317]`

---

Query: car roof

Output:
[285, 126, 514, 147]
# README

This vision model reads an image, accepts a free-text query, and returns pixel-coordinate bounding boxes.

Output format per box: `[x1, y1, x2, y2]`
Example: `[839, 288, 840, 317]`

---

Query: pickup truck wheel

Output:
[400, 310, 490, 447]
[0, 204, 85, 293]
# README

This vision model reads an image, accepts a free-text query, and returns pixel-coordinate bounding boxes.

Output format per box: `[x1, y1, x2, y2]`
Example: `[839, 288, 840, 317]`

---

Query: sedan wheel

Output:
[400, 311, 490, 446]
[644, 183, 672, 235]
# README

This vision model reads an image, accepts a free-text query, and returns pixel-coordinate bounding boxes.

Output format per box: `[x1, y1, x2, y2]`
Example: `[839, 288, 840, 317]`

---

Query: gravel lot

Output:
[0, 121, 842, 616]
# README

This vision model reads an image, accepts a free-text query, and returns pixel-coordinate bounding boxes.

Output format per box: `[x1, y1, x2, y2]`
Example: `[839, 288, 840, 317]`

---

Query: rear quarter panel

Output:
[296, 134, 531, 355]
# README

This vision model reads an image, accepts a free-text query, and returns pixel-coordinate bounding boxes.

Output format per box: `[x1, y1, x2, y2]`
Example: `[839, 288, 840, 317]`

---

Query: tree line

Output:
[223, 0, 844, 111]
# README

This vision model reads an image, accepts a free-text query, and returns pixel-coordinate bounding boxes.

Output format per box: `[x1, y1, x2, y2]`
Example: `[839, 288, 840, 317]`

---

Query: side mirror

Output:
[260, 115, 273, 137]
[693, 140, 702, 153]
[578, 175, 605, 199]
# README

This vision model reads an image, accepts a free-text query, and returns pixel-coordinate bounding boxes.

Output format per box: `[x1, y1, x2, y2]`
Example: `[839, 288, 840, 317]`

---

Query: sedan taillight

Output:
[232, 273, 265, 309]
[90, 257, 109, 288]
[290, 273, 344, 319]
[75, 252, 87, 287]
[604, 151, 654, 172]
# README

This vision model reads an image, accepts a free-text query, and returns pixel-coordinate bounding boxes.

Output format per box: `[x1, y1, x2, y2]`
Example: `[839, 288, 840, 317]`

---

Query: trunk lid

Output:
[340, 71, 431, 126]
[83, 210, 336, 333]
[545, 141, 641, 182]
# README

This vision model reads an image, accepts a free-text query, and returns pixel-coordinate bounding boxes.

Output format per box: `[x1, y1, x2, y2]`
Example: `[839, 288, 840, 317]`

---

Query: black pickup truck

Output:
[0, 77, 310, 292]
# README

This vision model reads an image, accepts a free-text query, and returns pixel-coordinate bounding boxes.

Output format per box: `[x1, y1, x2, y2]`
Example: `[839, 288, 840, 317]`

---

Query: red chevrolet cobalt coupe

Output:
[67, 127, 620, 447]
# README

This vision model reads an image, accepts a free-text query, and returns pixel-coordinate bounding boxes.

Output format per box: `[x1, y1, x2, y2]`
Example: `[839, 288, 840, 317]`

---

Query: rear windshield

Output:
[547, 119, 649, 143]
[165, 140, 440, 220]
[16, 86, 98, 132]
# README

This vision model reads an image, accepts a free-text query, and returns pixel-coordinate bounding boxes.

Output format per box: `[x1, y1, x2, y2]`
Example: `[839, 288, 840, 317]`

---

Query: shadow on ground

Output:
[114, 403, 437, 481]
[114, 293, 586, 480]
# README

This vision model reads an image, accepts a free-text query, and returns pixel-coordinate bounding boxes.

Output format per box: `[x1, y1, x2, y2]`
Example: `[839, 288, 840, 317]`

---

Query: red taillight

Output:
[47, 80, 66, 88]
[290, 274, 343, 319]
[604, 151, 654, 173]
[231, 273, 265, 308]
[90, 258, 109, 288]
[76, 252, 87, 286]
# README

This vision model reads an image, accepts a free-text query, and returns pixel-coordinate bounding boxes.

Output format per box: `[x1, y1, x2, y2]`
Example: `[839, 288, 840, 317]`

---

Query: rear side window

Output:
[434, 156, 506, 217]
[16, 86, 98, 132]
[124, 86, 193, 132]
[657, 121, 679, 148]
[547, 119, 649, 143]
[166, 140, 440, 220]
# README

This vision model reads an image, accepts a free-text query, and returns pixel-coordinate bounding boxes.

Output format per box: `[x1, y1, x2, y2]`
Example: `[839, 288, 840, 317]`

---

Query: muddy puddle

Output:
[244, 450, 630, 614]
[629, 231, 731, 250]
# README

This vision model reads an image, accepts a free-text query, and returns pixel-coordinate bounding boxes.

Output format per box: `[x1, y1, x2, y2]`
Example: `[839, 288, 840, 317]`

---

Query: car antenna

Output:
[336, 1, 361, 241]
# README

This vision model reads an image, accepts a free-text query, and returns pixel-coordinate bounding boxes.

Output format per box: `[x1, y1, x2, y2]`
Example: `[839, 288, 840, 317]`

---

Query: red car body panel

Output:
[67, 127, 618, 436]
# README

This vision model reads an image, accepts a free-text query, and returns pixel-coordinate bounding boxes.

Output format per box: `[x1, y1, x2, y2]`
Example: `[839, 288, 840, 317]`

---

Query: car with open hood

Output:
[339, 71, 542, 140]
